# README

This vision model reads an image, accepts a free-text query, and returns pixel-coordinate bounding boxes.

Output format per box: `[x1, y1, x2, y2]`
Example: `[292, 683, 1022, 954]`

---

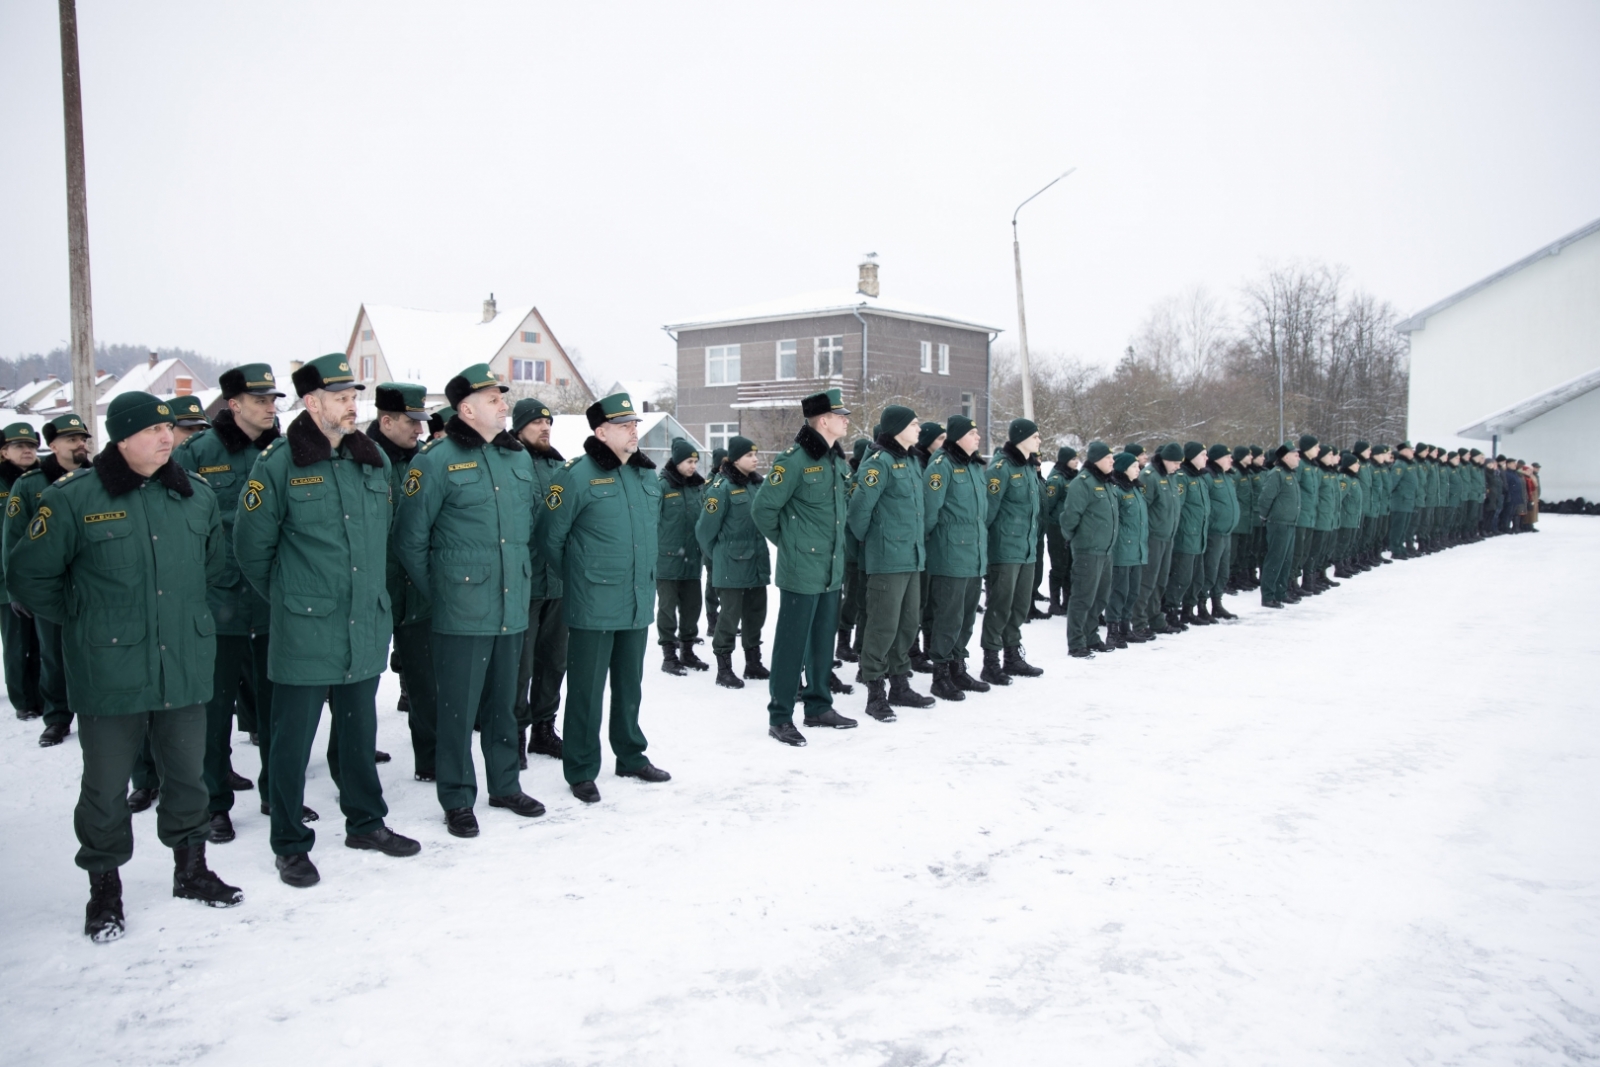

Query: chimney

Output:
[482, 292, 498, 323]
[148, 351, 158, 369]
[289, 360, 304, 375]
[857, 255, 879, 298]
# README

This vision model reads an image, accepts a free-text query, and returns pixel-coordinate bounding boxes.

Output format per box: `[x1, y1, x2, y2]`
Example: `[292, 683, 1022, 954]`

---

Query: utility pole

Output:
[58, 0, 96, 444]
[1011, 167, 1075, 421]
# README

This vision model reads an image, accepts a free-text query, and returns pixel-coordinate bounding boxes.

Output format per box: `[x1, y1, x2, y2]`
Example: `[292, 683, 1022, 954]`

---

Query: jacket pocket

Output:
[85, 609, 146, 692]
[447, 468, 490, 506]
[84, 518, 138, 570]
[194, 612, 216, 638]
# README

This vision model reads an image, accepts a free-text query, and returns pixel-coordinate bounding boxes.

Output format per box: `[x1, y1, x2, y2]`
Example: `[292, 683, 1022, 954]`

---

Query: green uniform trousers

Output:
[433, 631, 523, 809]
[204, 633, 272, 814]
[36, 616, 71, 729]
[1293, 526, 1315, 580]
[2, 605, 41, 714]
[131, 737, 160, 792]
[76, 705, 207, 873]
[655, 578, 702, 647]
[1068, 551, 1112, 651]
[514, 597, 567, 730]
[1201, 534, 1230, 601]
[1165, 552, 1200, 611]
[563, 626, 650, 785]
[704, 563, 719, 620]
[861, 570, 921, 682]
[1231, 533, 1250, 584]
[1107, 565, 1139, 624]
[712, 585, 768, 655]
[1046, 530, 1071, 600]
[767, 588, 839, 726]
[918, 570, 935, 648]
[838, 559, 864, 635]
[1261, 521, 1296, 602]
[394, 621, 439, 777]
[270, 678, 386, 855]
[1389, 511, 1413, 554]
[1137, 536, 1175, 630]
[982, 561, 1035, 651]
[926, 574, 981, 665]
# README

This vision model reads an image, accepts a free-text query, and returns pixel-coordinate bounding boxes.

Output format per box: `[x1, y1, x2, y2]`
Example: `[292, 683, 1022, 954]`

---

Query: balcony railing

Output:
[729, 376, 850, 410]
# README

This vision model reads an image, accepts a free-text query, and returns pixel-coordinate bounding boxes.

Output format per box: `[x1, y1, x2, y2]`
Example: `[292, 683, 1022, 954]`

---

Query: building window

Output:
[814, 336, 843, 378]
[706, 344, 741, 386]
[960, 392, 974, 418]
[360, 355, 375, 381]
[938, 343, 950, 375]
[513, 358, 547, 382]
[920, 341, 933, 373]
[361, 328, 373, 342]
[706, 422, 738, 452]
[522, 331, 541, 344]
[557, 376, 569, 387]
[776, 339, 797, 381]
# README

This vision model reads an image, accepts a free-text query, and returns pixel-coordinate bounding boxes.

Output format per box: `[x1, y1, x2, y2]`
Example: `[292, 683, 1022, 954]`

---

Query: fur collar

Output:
[365, 419, 418, 465]
[1088, 464, 1114, 484]
[583, 435, 658, 472]
[941, 441, 977, 466]
[287, 410, 384, 469]
[1183, 460, 1207, 476]
[795, 423, 846, 462]
[873, 433, 910, 459]
[528, 443, 565, 463]
[444, 414, 525, 454]
[911, 444, 933, 465]
[720, 462, 763, 488]
[93, 441, 191, 498]
[1112, 471, 1139, 490]
[39, 453, 83, 486]
[661, 464, 705, 490]
[1001, 441, 1029, 466]
[211, 408, 280, 455]
[0, 459, 37, 485]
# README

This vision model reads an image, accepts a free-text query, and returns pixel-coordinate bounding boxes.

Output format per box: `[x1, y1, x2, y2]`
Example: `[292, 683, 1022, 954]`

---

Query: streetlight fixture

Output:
[1011, 167, 1076, 420]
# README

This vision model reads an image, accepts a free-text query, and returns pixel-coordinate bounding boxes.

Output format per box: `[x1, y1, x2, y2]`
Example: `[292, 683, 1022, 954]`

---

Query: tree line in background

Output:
[0, 343, 231, 394]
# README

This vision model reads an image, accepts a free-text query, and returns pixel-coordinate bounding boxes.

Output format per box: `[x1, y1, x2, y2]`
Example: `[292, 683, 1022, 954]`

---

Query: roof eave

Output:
[664, 304, 1003, 336]
[1454, 365, 1600, 438]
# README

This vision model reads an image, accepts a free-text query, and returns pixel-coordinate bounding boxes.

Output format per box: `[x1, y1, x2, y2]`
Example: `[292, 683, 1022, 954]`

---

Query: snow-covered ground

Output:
[2, 517, 1597, 1066]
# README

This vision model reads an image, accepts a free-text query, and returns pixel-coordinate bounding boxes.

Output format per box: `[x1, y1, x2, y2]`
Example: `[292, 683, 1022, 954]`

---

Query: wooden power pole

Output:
[58, 0, 96, 443]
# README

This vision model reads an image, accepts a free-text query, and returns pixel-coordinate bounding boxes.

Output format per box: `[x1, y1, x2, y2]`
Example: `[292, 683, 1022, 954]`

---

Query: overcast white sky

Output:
[1, 0, 1596, 386]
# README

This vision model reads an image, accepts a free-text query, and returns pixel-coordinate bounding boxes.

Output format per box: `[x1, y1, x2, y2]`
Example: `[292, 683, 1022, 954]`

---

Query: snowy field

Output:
[1, 517, 1597, 1066]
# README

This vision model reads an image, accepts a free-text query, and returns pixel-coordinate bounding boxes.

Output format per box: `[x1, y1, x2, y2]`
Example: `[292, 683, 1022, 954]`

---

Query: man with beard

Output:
[511, 397, 566, 765]
[696, 436, 771, 691]
[4, 413, 92, 747]
[656, 438, 710, 677]
[0, 423, 41, 723]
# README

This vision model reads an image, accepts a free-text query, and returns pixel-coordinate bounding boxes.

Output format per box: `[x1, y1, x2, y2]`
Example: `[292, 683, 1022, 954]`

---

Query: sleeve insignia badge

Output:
[545, 485, 564, 510]
[862, 469, 880, 487]
[928, 473, 943, 490]
[28, 505, 51, 540]
[404, 469, 423, 496]
[705, 496, 719, 513]
[243, 480, 265, 512]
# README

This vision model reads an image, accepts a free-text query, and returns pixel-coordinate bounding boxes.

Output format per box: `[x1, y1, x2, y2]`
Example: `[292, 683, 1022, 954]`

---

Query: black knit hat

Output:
[1158, 442, 1183, 463]
[917, 421, 945, 451]
[1232, 445, 1250, 464]
[1207, 443, 1230, 462]
[1085, 440, 1112, 464]
[1353, 439, 1371, 455]
[726, 436, 755, 463]
[670, 437, 699, 465]
[1057, 445, 1077, 466]
[1183, 441, 1205, 462]
[1113, 451, 1139, 474]
[945, 415, 975, 441]
[880, 405, 918, 439]
[1297, 433, 1319, 452]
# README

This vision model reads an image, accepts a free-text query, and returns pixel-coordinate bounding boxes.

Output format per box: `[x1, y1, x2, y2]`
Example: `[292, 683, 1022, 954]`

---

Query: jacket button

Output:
[111, 638, 117, 644]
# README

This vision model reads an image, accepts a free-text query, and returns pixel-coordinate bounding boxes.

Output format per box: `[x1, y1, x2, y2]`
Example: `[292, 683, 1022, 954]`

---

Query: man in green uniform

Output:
[751, 389, 854, 746]
[1307, 446, 1341, 591]
[1389, 443, 1418, 558]
[511, 397, 567, 764]
[656, 437, 710, 676]
[1106, 450, 1149, 648]
[849, 405, 933, 721]
[1, 422, 41, 721]
[909, 421, 945, 672]
[1134, 443, 1182, 638]
[1256, 443, 1301, 607]
[235, 355, 422, 887]
[1290, 434, 1322, 596]
[1165, 442, 1211, 626]
[1226, 446, 1254, 592]
[10, 392, 243, 940]
[705, 446, 727, 630]
[1201, 444, 1240, 620]
[921, 414, 990, 700]
[980, 418, 1044, 683]
[4, 413, 92, 747]
[1042, 446, 1077, 617]
[835, 437, 871, 664]
[696, 435, 771, 690]
[366, 381, 438, 780]
[537, 391, 672, 795]
[1060, 441, 1119, 657]
[393, 364, 547, 831]
[1337, 452, 1365, 574]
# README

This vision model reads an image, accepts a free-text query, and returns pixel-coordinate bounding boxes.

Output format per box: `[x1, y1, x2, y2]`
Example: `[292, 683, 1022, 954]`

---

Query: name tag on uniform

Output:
[953, 468, 966, 473]
[1093, 487, 1105, 492]
[893, 463, 907, 469]
[288, 476, 324, 486]
[197, 465, 230, 475]
[83, 511, 126, 523]
[803, 466, 823, 474]
[590, 477, 615, 485]
[663, 491, 680, 498]
[447, 461, 478, 472]
[730, 488, 746, 495]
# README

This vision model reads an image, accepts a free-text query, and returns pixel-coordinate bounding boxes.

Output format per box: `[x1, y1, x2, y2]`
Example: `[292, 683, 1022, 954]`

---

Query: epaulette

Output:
[56, 469, 86, 487]
[260, 438, 284, 458]
[418, 438, 440, 454]
[562, 458, 578, 469]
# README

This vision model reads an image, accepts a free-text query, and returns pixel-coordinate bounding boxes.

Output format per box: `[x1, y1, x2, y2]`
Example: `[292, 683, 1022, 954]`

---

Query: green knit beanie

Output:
[1007, 418, 1038, 445]
[106, 391, 176, 444]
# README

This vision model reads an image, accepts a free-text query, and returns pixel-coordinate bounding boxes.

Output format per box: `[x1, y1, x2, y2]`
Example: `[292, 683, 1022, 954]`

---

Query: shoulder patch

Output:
[928, 472, 943, 490]
[988, 477, 1001, 494]
[705, 495, 719, 513]
[6, 495, 19, 519]
[404, 468, 423, 496]
[243, 479, 265, 512]
[27, 505, 50, 540]
[769, 464, 784, 485]
[418, 438, 440, 455]
[862, 468, 880, 487]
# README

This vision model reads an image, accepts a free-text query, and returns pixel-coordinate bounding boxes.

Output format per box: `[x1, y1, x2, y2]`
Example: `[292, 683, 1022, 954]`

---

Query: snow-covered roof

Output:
[97, 357, 209, 407]
[30, 372, 116, 414]
[0, 378, 63, 410]
[604, 379, 670, 403]
[664, 287, 1003, 335]
[548, 412, 701, 466]
[363, 303, 535, 394]
[1456, 365, 1600, 439]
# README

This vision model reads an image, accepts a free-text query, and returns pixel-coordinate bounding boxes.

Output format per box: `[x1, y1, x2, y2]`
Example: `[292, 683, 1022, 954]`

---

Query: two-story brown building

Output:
[665, 260, 1001, 453]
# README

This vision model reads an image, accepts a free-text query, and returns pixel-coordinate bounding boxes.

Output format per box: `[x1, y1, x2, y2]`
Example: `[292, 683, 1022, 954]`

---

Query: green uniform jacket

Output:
[175, 411, 280, 635]
[1423, 461, 1441, 508]
[1340, 473, 1364, 528]
[656, 465, 707, 581]
[1357, 463, 1377, 520]
[1205, 470, 1240, 537]
[1173, 463, 1211, 554]
[1390, 458, 1418, 512]
[1374, 464, 1392, 515]
[367, 420, 430, 628]
[1248, 468, 1267, 528]
[1140, 465, 1182, 540]
[1043, 465, 1072, 533]
[1110, 473, 1149, 567]
[842, 460, 862, 567]
[1313, 466, 1340, 532]
[1255, 465, 1301, 524]
[527, 447, 566, 599]
[537, 436, 660, 631]
[849, 439, 926, 575]
[8, 449, 224, 716]
[1059, 465, 1119, 554]
[394, 419, 537, 638]
[235, 414, 394, 686]
[1230, 468, 1255, 535]
[751, 424, 849, 595]
[4, 457, 84, 600]
[0, 458, 40, 603]
[922, 442, 988, 579]
[1294, 459, 1322, 528]
[696, 465, 770, 589]
[984, 443, 1041, 565]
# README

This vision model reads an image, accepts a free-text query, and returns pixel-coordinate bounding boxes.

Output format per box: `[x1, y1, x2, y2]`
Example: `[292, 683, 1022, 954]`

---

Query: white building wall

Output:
[1494, 387, 1600, 502]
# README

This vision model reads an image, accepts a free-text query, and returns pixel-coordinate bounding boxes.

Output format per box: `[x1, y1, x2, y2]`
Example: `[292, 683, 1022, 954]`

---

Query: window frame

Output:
[775, 339, 798, 381]
[938, 343, 950, 375]
[920, 340, 933, 374]
[705, 344, 742, 387]
[814, 335, 843, 378]
[960, 392, 974, 418]
[521, 330, 541, 344]
[705, 422, 739, 453]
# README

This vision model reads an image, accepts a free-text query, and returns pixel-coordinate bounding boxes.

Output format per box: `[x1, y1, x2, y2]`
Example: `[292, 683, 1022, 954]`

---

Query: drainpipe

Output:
[986, 330, 998, 453]
[851, 304, 869, 425]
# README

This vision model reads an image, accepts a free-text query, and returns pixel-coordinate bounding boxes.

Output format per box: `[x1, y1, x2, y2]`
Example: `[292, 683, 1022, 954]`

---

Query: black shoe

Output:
[979, 649, 1011, 687]
[1263, 600, 1285, 609]
[248, 732, 260, 746]
[275, 852, 320, 888]
[1210, 597, 1237, 621]
[951, 660, 991, 693]
[909, 651, 935, 674]
[571, 780, 601, 804]
[128, 786, 159, 813]
[769, 722, 808, 746]
[16, 707, 41, 721]
[397, 688, 411, 713]
[227, 770, 253, 791]
[1027, 604, 1050, 621]
[489, 791, 547, 817]
[1192, 604, 1217, 625]
[1069, 648, 1095, 659]
[930, 661, 965, 702]
[346, 824, 422, 856]
[1166, 609, 1189, 632]
[617, 761, 671, 783]
[207, 811, 236, 844]
[261, 802, 320, 823]
[1126, 625, 1155, 643]
[444, 807, 481, 837]
[828, 670, 854, 695]
[864, 679, 896, 722]
[888, 672, 935, 708]
[803, 708, 858, 729]
[1106, 623, 1128, 650]
[39, 721, 70, 747]
[374, 749, 391, 764]
[661, 645, 687, 676]
[835, 630, 858, 663]
[517, 727, 528, 771]
[85, 869, 124, 943]
[714, 651, 744, 689]
[414, 770, 436, 782]
[1087, 639, 1114, 653]
[1003, 646, 1043, 677]
[528, 720, 563, 759]
[678, 642, 710, 671]
[743, 648, 771, 680]
[173, 843, 243, 906]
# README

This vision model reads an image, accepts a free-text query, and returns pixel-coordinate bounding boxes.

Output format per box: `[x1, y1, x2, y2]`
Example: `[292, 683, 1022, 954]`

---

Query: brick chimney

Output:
[482, 293, 498, 323]
[148, 350, 158, 369]
[857, 255, 879, 298]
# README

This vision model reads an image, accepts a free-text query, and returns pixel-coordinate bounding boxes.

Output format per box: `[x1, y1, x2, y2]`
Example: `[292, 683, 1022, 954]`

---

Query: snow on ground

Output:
[1, 518, 1597, 1066]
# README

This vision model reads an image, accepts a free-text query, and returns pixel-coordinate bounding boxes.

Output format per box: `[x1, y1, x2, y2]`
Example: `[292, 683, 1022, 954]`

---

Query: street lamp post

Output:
[1011, 167, 1075, 421]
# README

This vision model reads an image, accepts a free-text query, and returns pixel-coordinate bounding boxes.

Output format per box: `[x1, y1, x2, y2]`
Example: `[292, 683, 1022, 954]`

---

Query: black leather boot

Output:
[1108, 622, 1129, 649]
[85, 869, 125, 943]
[678, 641, 710, 671]
[836, 629, 858, 663]
[528, 720, 563, 759]
[1210, 595, 1236, 620]
[661, 644, 686, 676]
[742, 647, 770, 680]
[173, 843, 244, 907]
[1003, 646, 1043, 677]
[864, 679, 896, 721]
[980, 649, 1012, 686]
[929, 661, 965, 702]
[714, 652, 743, 689]
[889, 672, 935, 708]
[951, 658, 991, 692]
